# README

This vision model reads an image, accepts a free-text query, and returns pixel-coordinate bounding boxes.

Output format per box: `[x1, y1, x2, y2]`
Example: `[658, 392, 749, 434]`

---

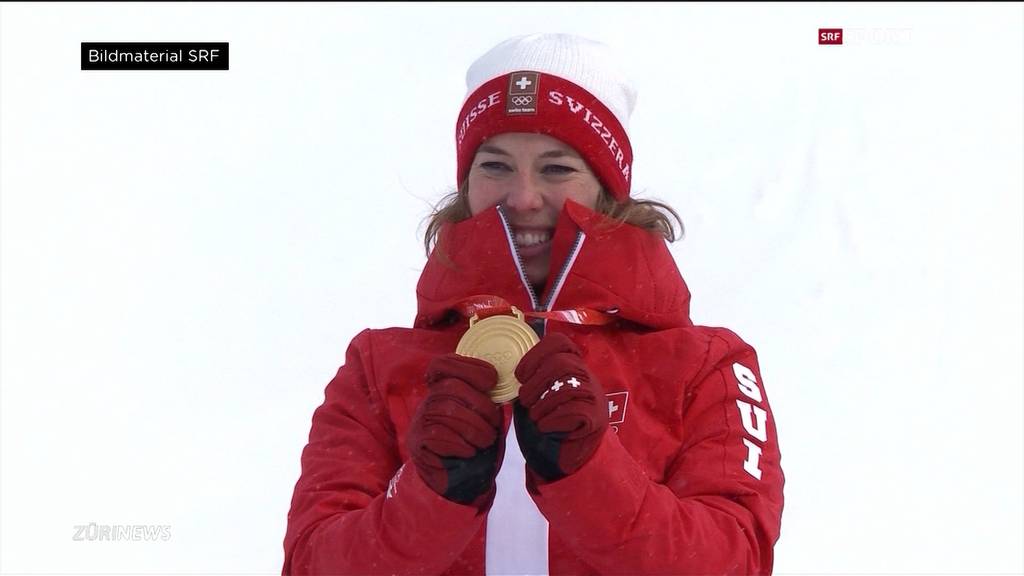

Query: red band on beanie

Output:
[455, 71, 633, 201]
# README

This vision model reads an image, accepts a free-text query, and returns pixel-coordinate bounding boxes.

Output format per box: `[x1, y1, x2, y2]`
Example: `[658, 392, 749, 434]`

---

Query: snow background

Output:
[1, 2, 1021, 574]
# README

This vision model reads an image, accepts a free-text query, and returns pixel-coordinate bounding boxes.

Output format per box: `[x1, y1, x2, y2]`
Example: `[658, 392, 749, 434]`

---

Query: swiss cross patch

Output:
[506, 71, 538, 115]
[606, 391, 628, 426]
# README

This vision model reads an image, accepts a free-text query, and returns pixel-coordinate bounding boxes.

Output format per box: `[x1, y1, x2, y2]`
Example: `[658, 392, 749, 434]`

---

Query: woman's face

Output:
[467, 132, 602, 289]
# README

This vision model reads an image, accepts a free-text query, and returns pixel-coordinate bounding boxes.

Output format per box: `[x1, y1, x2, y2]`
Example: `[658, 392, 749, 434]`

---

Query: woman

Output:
[284, 33, 784, 575]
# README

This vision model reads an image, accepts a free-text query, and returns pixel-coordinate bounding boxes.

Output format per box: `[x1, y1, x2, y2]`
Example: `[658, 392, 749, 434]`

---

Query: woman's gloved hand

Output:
[406, 354, 505, 508]
[513, 332, 608, 482]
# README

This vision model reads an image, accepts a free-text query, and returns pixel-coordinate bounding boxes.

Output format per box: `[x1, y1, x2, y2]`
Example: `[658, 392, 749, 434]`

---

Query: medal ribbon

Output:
[455, 295, 619, 326]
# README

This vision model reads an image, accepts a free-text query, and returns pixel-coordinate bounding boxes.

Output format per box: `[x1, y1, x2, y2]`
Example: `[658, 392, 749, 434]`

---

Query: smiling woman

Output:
[467, 133, 603, 290]
[424, 132, 683, 295]
[284, 32, 785, 576]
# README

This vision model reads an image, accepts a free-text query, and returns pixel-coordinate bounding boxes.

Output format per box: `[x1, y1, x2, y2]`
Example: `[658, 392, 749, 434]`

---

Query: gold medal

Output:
[456, 306, 539, 404]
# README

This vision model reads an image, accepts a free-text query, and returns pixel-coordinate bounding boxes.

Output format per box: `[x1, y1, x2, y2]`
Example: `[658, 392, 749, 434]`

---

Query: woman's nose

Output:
[503, 173, 544, 212]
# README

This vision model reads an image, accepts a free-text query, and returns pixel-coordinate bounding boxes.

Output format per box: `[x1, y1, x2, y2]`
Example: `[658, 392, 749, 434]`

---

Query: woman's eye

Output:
[480, 161, 512, 172]
[542, 164, 576, 175]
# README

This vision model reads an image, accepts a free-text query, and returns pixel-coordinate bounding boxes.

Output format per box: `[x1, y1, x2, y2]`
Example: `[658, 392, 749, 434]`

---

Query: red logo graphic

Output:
[606, 391, 628, 425]
[819, 28, 843, 45]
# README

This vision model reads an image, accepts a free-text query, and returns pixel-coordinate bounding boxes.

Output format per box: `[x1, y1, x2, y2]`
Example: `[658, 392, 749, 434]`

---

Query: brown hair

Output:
[422, 182, 684, 257]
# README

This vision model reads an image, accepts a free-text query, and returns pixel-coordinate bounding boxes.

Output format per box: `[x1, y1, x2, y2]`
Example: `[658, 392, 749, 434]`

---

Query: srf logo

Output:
[819, 28, 843, 45]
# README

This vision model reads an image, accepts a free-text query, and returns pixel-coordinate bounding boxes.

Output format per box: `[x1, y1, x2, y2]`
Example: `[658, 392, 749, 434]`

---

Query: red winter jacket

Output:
[283, 200, 784, 575]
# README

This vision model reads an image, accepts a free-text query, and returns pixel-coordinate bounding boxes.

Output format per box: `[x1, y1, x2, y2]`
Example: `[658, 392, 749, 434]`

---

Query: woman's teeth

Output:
[515, 230, 552, 247]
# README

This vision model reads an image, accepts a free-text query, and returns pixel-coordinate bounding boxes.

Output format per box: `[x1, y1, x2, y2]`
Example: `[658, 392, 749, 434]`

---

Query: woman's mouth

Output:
[513, 228, 553, 258]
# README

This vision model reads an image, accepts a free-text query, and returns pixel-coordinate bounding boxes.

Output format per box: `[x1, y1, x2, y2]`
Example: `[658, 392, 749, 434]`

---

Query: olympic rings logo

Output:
[511, 96, 533, 106]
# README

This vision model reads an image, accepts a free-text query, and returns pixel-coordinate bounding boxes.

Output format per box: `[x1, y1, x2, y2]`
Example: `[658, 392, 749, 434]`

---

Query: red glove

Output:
[513, 332, 608, 482]
[407, 354, 504, 508]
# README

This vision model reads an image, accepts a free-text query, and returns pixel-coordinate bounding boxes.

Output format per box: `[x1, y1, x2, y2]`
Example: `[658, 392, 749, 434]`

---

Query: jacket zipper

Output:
[496, 205, 584, 318]
[496, 205, 541, 311]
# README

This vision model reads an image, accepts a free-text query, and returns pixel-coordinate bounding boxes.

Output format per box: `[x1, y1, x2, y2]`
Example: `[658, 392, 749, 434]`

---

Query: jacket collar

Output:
[414, 200, 692, 330]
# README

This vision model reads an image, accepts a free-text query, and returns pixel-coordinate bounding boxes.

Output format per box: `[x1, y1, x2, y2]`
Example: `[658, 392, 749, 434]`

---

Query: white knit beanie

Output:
[455, 33, 638, 200]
